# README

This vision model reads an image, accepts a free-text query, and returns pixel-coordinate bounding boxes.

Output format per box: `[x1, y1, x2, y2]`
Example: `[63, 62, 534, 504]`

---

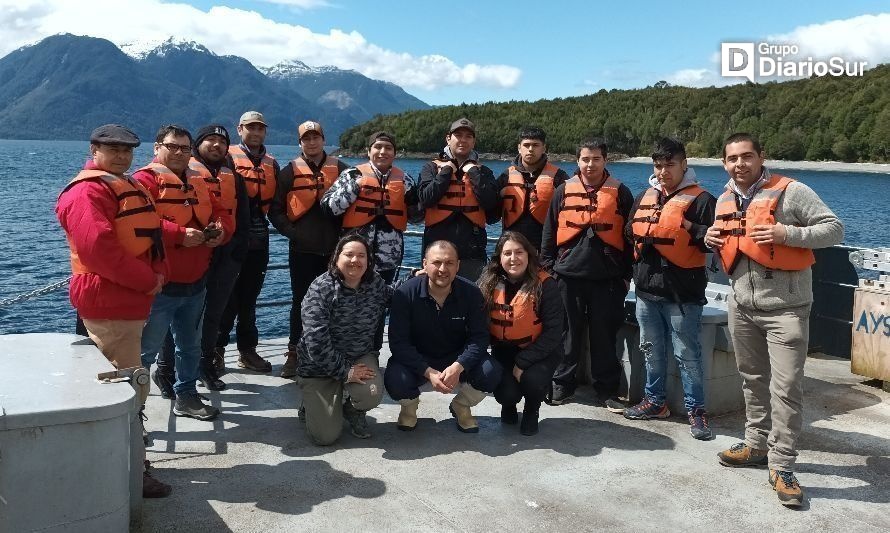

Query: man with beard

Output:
[385, 240, 501, 433]
[270, 120, 349, 377]
[417, 118, 499, 280]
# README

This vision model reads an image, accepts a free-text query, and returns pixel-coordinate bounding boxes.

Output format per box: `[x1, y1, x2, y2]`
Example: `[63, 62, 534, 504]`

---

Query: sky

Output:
[3, 0, 890, 106]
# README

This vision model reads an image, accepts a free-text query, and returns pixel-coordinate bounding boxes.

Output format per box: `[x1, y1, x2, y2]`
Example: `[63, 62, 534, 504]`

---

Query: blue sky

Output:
[5, 0, 890, 105]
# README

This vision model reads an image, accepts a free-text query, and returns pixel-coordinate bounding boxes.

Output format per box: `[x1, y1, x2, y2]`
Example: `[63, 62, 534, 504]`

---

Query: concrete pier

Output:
[142, 339, 890, 532]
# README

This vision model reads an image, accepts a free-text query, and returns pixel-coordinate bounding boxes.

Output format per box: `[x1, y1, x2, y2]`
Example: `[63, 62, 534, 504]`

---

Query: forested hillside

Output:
[340, 65, 890, 162]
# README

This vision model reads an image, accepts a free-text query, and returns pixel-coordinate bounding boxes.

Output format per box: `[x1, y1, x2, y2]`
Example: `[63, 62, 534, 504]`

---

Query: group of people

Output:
[57, 114, 843, 508]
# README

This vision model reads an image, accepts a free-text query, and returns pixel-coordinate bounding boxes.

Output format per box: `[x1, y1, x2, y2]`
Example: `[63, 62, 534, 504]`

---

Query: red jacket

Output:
[133, 159, 234, 284]
[56, 160, 170, 319]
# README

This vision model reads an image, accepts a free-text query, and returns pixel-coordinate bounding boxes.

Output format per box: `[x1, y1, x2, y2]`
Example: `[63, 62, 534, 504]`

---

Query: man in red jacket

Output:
[56, 123, 171, 498]
[134, 124, 234, 421]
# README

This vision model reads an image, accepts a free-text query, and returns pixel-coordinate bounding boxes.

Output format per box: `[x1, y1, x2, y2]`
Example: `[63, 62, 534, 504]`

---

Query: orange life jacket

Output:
[62, 170, 164, 274]
[630, 184, 708, 269]
[286, 155, 341, 222]
[424, 160, 486, 228]
[228, 145, 276, 214]
[556, 175, 625, 250]
[189, 158, 237, 216]
[502, 163, 557, 227]
[139, 162, 212, 228]
[342, 163, 408, 231]
[489, 271, 551, 347]
[713, 174, 815, 274]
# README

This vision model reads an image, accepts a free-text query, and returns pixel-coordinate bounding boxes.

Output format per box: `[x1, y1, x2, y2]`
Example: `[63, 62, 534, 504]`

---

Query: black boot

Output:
[199, 358, 226, 391]
[520, 401, 540, 436]
[151, 367, 175, 400]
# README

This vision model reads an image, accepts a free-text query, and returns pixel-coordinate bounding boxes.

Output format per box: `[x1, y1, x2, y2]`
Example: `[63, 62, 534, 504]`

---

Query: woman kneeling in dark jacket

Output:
[478, 231, 565, 436]
[297, 234, 392, 445]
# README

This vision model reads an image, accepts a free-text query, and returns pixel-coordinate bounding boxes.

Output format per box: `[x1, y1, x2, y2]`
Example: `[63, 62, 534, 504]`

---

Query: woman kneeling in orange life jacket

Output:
[478, 231, 565, 436]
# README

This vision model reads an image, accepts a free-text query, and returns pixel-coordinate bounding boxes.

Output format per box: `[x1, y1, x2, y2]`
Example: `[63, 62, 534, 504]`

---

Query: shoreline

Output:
[621, 156, 890, 175]
[332, 150, 890, 174]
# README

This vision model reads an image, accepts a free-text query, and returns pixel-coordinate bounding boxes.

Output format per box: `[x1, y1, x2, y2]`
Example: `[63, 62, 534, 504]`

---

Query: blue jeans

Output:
[635, 296, 705, 413]
[140, 290, 206, 396]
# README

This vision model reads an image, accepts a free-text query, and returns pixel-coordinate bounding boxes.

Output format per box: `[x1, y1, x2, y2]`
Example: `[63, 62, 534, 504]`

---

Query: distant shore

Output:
[623, 157, 890, 175]
[332, 149, 890, 174]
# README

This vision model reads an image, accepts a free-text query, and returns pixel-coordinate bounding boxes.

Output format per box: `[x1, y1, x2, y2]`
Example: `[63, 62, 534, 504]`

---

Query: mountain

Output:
[0, 34, 429, 144]
[262, 60, 430, 136]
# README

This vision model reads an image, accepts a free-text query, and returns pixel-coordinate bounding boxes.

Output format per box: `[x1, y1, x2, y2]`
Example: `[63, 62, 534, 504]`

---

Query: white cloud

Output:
[254, 0, 332, 8]
[663, 12, 890, 88]
[0, 0, 521, 91]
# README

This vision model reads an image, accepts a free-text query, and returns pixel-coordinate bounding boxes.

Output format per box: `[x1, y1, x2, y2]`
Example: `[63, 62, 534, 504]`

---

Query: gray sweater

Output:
[725, 169, 844, 311]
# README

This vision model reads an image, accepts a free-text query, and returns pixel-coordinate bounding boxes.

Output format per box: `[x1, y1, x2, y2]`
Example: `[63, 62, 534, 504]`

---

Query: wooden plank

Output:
[850, 288, 890, 380]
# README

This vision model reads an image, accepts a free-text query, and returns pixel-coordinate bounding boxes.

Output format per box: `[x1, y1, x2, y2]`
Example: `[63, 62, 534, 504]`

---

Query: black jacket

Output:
[193, 153, 251, 262]
[491, 276, 564, 369]
[494, 156, 570, 250]
[624, 184, 716, 304]
[269, 152, 350, 256]
[417, 156, 499, 262]
[225, 144, 280, 251]
[388, 274, 490, 375]
[540, 170, 635, 281]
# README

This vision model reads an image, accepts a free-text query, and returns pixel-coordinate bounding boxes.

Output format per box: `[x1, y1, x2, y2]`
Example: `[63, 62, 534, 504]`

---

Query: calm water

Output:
[1, 139, 887, 337]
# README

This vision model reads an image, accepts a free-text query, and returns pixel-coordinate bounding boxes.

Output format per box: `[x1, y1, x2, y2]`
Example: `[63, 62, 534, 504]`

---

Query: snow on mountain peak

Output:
[121, 37, 214, 60]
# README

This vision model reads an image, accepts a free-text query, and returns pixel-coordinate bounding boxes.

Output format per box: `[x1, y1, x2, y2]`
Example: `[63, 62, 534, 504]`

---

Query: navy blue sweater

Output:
[388, 274, 490, 375]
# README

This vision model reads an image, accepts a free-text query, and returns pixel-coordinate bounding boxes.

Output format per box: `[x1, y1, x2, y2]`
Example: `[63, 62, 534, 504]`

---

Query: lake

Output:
[1, 139, 887, 338]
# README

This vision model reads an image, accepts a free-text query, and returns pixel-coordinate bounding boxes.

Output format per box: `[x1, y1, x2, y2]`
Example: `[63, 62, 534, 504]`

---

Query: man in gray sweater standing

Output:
[706, 133, 844, 508]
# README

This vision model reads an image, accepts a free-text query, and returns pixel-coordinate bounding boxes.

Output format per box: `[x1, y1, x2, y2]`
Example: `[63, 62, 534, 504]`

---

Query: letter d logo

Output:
[721, 42, 755, 82]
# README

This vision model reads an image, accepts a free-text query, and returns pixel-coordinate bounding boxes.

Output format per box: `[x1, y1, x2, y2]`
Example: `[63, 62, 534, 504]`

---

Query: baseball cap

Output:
[449, 118, 476, 134]
[298, 121, 324, 140]
[239, 111, 267, 126]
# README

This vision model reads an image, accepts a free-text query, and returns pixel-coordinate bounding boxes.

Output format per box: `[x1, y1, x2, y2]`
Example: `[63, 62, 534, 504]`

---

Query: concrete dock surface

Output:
[143, 339, 890, 532]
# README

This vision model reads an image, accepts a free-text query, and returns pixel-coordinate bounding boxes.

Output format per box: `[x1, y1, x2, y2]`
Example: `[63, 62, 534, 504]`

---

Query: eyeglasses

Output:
[158, 143, 192, 154]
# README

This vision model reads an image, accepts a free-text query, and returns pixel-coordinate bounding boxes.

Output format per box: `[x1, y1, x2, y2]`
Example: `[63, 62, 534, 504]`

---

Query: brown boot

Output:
[143, 460, 172, 498]
[397, 398, 420, 431]
[280, 347, 298, 378]
[449, 384, 486, 433]
[238, 348, 272, 372]
[718, 442, 768, 467]
[769, 469, 804, 507]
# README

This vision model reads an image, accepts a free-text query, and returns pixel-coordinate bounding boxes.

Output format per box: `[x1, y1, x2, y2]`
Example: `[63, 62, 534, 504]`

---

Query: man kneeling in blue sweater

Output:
[385, 240, 502, 433]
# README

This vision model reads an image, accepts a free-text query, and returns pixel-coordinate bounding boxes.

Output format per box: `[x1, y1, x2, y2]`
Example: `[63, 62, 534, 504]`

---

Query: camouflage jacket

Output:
[296, 271, 393, 380]
[320, 163, 423, 271]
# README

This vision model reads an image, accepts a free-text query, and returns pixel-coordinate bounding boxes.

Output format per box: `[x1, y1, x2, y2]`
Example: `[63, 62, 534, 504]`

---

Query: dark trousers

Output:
[159, 251, 242, 369]
[493, 348, 558, 407]
[551, 276, 627, 398]
[217, 248, 268, 350]
[384, 354, 502, 401]
[288, 247, 330, 347]
[374, 268, 397, 350]
[457, 258, 486, 283]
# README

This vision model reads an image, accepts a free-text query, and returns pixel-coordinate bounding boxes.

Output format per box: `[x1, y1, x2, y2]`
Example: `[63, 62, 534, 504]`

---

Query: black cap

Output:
[194, 124, 230, 147]
[448, 118, 475, 135]
[367, 131, 396, 151]
[90, 124, 140, 147]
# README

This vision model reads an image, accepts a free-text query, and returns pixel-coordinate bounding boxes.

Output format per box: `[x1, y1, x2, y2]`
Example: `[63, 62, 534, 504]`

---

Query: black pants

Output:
[493, 347, 558, 407]
[159, 252, 241, 370]
[217, 248, 268, 350]
[551, 276, 627, 398]
[384, 354, 503, 401]
[457, 258, 486, 283]
[373, 268, 397, 350]
[288, 247, 330, 347]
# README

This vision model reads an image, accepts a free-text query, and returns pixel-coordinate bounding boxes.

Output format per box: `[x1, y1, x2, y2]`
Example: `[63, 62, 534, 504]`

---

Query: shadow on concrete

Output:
[793, 374, 890, 507]
[143, 459, 386, 529]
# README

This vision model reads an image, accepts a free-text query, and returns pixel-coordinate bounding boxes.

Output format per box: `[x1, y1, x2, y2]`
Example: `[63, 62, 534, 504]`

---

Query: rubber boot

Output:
[397, 398, 420, 431]
[449, 384, 486, 433]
